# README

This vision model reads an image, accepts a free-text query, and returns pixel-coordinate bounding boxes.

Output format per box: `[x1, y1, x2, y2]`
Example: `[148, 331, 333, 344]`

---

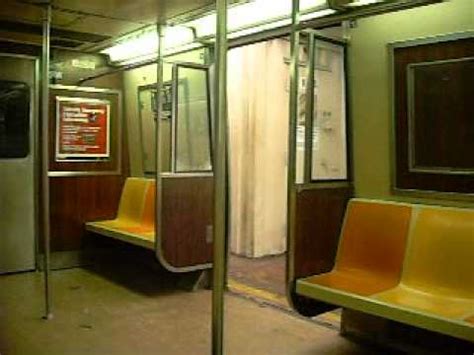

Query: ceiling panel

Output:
[0, 0, 238, 51]
[0, 29, 86, 48]
[51, 0, 217, 24]
[62, 16, 145, 39]
[0, 0, 82, 26]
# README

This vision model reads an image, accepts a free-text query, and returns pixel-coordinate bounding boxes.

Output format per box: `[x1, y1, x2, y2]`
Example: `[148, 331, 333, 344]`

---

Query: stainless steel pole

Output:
[286, 0, 300, 285]
[41, 2, 52, 320]
[155, 24, 164, 262]
[304, 33, 315, 183]
[212, 0, 228, 354]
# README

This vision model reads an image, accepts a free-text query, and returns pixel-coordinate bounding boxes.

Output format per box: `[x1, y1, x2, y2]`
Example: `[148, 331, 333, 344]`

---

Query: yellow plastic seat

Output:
[121, 181, 156, 236]
[301, 200, 412, 296]
[92, 177, 150, 231]
[374, 207, 474, 320]
[86, 178, 156, 249]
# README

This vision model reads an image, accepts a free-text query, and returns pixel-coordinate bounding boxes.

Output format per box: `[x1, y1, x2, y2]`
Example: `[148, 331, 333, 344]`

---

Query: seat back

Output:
[141, 181, 156, 231]
[401, 207, 474, 299]
[335, 199, 412, 282]
[116, 178, 150, 223]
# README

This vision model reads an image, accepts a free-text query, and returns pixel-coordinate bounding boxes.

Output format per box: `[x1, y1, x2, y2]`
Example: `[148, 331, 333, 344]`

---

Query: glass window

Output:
[0, 81, 30, 158]
[174, 65, 212, 173]
[138, 82, 173, 174]
[311, 42, 347, 181]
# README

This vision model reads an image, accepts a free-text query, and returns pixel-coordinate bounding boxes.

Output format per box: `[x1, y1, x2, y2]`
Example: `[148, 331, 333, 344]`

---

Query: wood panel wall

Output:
[161, 176, 214, 268]
[289, 186, 353, 316]
[293, 186, 352, 279]
[394, 36, 474, 193]
[49, 176, 125, 251]
[47, 71, 128, 253]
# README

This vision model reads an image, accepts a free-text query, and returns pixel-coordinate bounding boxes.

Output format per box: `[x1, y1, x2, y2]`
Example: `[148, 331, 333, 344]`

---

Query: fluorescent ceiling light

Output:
[102, 0, 335, 64]
[300, 8, 337, 21]
[102, 26, 194, 63]
[346, 0, 382, 6]
[227, 8, 336, 39]
[189, 0, 329, 38]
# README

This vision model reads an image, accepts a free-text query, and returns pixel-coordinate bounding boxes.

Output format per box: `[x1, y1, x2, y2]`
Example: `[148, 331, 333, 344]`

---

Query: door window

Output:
[0, 81, 30, 158]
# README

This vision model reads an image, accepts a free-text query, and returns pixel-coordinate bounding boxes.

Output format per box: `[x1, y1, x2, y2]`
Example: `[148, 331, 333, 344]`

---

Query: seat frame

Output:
[296, 199, 474, 342]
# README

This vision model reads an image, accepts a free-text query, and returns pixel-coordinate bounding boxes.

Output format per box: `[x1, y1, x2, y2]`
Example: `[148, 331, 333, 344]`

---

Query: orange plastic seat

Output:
[86, 177, 155, 249]
[302, 199, 412, 296]
[374, 207, 474, 320]
[122, 182, 156, 235]
[92, 177, 150, 231]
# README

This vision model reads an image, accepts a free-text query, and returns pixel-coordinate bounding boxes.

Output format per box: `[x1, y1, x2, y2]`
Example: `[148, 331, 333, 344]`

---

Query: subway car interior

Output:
[0, 0, 473, 354]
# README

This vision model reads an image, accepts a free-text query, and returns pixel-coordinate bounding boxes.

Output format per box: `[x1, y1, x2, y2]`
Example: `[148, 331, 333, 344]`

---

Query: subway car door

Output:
[0, 55, 37, 274]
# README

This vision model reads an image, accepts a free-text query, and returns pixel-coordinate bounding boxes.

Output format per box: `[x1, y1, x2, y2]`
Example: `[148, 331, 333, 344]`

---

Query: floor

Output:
[0, 260, 378, 355]
[228, 253, 286, 297]
[228, 253, 341, 326]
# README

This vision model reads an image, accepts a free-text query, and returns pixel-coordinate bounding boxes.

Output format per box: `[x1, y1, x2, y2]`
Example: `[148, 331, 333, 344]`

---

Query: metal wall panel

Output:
[0, 55, 37, 274]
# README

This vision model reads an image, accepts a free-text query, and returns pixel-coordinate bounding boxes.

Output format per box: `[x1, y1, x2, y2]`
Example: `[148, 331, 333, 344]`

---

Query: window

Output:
[0, 81, 30, 158]
[174, 64, 212, 173]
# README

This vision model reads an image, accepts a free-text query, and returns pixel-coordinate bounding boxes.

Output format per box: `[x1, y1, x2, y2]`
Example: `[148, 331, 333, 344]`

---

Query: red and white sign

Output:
[56, 97, 110, 160]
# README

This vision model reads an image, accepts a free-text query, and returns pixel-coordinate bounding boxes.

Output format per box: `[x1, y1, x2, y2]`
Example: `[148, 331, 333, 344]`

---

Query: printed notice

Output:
[56, 97, 110, 160]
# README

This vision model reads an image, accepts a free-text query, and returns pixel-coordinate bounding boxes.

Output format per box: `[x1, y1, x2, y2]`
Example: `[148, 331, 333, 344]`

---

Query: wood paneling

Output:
[293, 187, 352, 279]
[46, 74, 127, 253]
[394, 36, 474, 193]
[49, 176, 125, 251]
[289, 186, 352, 316]
[412, 59, 474, 169]
[161, 175, 213, 268]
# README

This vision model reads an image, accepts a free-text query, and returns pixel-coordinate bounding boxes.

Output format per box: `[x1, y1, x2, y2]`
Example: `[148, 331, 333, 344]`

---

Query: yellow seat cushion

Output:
[305, 200, 412, 296]
[87, 177, 151, 233]
[114, 178, 150, 225]
[375, 207, 474, 320]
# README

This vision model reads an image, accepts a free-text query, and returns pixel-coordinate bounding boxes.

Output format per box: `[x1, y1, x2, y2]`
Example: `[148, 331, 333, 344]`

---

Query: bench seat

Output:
[86, 223, 155, 250]
[86, 177, 156, 250]
[296, 199, 474, 342]
[297, 279, 474, 341]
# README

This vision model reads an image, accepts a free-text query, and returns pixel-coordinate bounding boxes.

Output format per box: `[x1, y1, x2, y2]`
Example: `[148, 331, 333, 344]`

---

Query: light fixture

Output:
[328, 0, 384, 10]
[101, 26, 194, 64]
[102, 0, 337, 64]
[188, 0, 330, 38]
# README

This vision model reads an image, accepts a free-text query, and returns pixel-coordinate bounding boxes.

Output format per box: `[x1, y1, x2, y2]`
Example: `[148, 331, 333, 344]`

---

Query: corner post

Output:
[41, 1, 53, 320]
[286, 0, 301, 290]
[154, 24, 164, 263]
[212, 0, 228, 354]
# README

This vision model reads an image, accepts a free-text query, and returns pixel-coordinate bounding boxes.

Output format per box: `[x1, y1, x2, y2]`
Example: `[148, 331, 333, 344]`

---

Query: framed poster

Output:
[55, 96, 110, 161]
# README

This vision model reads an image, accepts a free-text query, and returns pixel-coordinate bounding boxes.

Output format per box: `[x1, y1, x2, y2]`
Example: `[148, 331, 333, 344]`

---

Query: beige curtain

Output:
[228, 39, 289, 257]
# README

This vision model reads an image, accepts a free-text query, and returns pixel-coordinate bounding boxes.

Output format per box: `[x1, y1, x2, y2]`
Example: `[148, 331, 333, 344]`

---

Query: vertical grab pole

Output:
[41, 2, 53, 320]
[304, 33, 315, 183]
[286, 0, 300, 288]
[212, 0, 228, 354]
[155, 24, 164, 261]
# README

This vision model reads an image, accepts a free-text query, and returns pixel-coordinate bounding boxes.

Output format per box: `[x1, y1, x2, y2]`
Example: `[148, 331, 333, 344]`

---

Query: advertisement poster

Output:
[56, 97, 110, 160]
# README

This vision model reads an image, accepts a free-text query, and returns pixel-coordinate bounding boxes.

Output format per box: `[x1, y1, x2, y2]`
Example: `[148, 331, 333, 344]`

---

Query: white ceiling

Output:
[0, 0, 225, 49]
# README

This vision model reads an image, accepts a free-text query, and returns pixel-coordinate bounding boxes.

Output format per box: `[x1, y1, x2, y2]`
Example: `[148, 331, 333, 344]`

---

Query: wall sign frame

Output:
[55, 96, 111, 161]
[48, 85, 122, 177]
[390, 31, 474, 196]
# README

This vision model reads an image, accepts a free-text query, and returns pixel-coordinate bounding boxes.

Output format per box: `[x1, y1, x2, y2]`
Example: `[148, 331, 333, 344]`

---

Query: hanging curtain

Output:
[228, 39, 289, 257]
